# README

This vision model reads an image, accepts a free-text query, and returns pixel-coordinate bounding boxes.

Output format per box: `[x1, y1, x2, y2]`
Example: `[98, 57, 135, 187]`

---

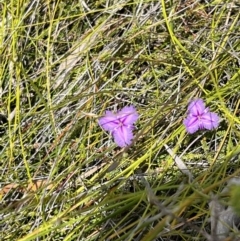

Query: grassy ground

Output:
[0, 0, 240, 240]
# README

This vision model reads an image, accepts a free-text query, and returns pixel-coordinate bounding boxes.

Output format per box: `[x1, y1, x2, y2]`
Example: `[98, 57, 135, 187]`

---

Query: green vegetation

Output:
[0, 0, 239, 240]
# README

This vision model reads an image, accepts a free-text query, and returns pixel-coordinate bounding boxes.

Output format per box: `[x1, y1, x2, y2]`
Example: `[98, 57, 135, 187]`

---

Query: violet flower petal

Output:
[117, 106, 139, 126]
[188, 98, 207, 116]
[183, 115, 200, 134]
[112, 126, 134, 147]
[98, 111, 119, 131]
[201, 112, 219, 130]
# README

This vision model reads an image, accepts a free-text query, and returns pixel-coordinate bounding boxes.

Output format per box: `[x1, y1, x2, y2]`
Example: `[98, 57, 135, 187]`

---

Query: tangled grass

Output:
[0, 0, 240, 240]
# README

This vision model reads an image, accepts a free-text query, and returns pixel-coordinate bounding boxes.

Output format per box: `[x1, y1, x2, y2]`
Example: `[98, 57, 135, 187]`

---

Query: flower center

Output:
[118, 120, 124, 127]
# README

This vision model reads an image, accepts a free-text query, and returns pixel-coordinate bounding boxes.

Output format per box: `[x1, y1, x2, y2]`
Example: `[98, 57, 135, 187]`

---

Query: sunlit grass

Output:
[0, 0, 240, 240]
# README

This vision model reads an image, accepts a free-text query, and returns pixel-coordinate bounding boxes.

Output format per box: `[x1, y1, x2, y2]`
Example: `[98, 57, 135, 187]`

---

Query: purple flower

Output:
[183, 98, 219, 134]
[99, 106, 139, 147]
